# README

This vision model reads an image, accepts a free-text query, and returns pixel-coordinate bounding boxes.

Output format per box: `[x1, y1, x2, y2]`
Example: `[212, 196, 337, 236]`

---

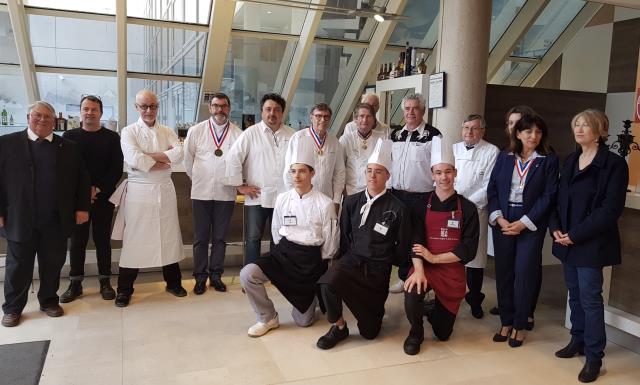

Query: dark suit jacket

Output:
[487, 150, 559, 231]
[549, 144, 628, 267]
[0, 130, 91, 242]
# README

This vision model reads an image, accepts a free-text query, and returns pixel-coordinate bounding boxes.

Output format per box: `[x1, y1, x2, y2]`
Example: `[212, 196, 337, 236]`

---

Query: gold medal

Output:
[317, 149, 323, 156]
[215, 149, 223, 157]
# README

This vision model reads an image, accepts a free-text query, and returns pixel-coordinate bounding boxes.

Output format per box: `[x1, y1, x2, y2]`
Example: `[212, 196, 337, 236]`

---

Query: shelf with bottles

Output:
[376, 42, 429, 81]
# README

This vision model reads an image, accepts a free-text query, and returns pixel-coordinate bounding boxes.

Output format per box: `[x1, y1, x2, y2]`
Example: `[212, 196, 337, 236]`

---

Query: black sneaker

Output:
[60, 281, 83, 303]
[166, 286, 188, 297]
[115, 293, 131, 307]
[99, 278, 116, 300]
[403, 333, 424, 355]
[193, 280, 207, 295]
[316, 324, 349, 350]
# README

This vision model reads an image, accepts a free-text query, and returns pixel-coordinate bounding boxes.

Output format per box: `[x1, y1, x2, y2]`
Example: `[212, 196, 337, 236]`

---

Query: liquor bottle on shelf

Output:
[386, 63, 392, 79]
[410, 47, 418, 75]
[418, 53, 427, 74]
[1, 107, 7, 125]
[377, 64, 385, 81]
[399, 52, 405, 77]
[404, 42, 412, 76]
[9, 114, 14, 125]
[56, 112, 67, 132]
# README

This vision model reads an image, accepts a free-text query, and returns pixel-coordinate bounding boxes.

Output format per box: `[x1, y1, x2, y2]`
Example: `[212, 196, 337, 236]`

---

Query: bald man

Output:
[112, 90, 187, 307]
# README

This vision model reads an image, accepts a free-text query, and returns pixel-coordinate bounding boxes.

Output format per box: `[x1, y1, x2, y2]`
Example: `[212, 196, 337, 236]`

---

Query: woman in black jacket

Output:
[550, 109, 628, 383]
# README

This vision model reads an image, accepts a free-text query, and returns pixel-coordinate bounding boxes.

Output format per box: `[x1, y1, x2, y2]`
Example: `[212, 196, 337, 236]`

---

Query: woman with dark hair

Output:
[487, 113, 558, 347]
[550, 109, 628, 383]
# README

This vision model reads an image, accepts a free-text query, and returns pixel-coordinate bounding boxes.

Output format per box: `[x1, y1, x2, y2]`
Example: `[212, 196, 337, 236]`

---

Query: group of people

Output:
[0, 88, 628, 383]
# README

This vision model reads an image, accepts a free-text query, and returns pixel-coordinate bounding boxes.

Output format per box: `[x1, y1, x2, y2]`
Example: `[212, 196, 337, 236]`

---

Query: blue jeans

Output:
[244, 205, 274, 266]
[563, 263, 605, 363]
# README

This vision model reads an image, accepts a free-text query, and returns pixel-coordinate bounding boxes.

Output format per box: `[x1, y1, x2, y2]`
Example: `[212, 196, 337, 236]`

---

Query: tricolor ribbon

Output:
[208, 118, 230, 151]
[309, 126, 325, 153]
[515, 157, 535, 187]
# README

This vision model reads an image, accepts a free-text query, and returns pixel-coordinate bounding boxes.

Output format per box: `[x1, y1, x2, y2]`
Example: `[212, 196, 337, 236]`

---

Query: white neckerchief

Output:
[360, 189, 386, 227]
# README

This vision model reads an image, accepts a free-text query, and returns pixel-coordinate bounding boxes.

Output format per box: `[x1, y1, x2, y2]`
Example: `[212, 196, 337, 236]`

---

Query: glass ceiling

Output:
[1, 0, 592, 130]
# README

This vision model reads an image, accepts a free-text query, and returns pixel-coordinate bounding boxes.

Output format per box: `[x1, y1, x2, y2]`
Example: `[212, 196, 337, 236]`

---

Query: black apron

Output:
[319, 260, 390, 327]
[254, 237, 327, 313]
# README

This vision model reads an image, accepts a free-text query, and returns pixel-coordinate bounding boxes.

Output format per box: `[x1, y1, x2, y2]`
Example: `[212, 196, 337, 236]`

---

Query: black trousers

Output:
[116, 262, 182, 295]
[465, 267, 486, 308]
[390, 189, 430, 280]
[68, 199, 115, 279]
[191, 199, 235, 281]
[404, 287, 457, 341]
[3, 225, 68, 314]
[321, 282, 381, 340]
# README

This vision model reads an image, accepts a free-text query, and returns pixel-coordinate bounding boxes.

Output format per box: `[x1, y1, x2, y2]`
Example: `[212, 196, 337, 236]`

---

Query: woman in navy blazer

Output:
[487, 113, 558, 347]
[549, 109, 628, 383]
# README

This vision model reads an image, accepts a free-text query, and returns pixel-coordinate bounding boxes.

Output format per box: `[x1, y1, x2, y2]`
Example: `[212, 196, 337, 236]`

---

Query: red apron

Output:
[409, 194, 466, 315]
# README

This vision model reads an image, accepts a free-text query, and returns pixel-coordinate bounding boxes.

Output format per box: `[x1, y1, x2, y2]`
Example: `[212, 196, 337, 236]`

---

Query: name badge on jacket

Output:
[284, 216, 297, 226]
[447, 219, 460, 229]
[374, 223, 388, 235]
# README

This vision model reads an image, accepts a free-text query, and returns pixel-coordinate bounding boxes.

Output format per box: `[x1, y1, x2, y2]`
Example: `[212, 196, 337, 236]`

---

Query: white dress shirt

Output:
[339, 125, 388, 195]
[390, 122, 440, 192]
[183, 118, 242, 201]
[225, 120, 294, 208]
[271, 187, 339, 260]
[27, 127, 54, 142]
[283, 128, 345, 204]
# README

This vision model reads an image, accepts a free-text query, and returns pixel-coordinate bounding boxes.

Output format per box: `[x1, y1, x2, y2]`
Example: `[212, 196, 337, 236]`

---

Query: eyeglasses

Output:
[136, 104, 159, 111]
[210, 103, 229, 110]
[29, 112, 54, 121]
[312, 114, 331, 121]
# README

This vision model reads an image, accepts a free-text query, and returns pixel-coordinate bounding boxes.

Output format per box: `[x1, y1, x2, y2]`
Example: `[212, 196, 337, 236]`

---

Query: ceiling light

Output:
[374, 13, 385, 22]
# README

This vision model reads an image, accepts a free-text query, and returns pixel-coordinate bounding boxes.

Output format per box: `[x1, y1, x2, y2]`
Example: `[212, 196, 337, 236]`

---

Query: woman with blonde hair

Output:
[550, 109, 628, 383]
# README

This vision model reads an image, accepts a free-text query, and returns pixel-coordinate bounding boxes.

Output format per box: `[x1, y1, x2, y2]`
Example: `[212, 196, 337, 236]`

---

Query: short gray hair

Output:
[28, 101, 56, 117]
[463, 114, 485, 128]
[401, 93, 426, 111]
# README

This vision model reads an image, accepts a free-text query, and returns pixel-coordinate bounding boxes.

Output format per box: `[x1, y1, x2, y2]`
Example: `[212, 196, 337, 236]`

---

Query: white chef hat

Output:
[289, 138, 316, 170]
[367, 138, 393, 172]
[430, 135, 455, 167]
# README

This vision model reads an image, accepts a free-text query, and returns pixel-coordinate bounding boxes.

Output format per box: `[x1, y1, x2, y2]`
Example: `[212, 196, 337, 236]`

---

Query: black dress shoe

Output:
[99, 278, 116, 300]
[115, 293, 131, 307]
[403, 334, 424, 355]
[193, 280, 207, 295]
[526, 318, 535, 331]
[471, 306, 484, 319]
[210, 278, 227, 292]
[2, 313, 21, 327]
[60, 281, 83, 303]
[489, 306, 500, 315]
[578, 360, 601, 383]
[316, 324, 349, 350]
[508, 329, 525, 348]
[493, 326, 512, 342]
[166, 286, 188, 297]
[555, 341, 585, 358]
[40, 304, 64, 317]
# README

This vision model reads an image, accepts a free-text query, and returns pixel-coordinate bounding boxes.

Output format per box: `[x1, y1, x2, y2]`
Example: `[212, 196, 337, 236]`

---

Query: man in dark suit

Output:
[0, 101, 91, 327]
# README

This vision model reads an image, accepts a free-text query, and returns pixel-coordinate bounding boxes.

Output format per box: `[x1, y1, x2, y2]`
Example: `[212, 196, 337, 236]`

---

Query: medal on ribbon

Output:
[309, 126, 325, 155]
[515, 157, 535, 188]
[357, 129, 372, 150]
[209, 118, 229, 157]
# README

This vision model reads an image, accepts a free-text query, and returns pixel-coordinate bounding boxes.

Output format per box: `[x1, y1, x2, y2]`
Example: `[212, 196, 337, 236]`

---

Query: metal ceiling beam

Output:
[116, 0, 127, 129]
[521, 2, 602, 87]
[279, 0, 326, 116]
[487, 0, 549, 81]
[329, 0, 407, 134]
[7, 0, 39, 102]
[196, 0, 236, 122]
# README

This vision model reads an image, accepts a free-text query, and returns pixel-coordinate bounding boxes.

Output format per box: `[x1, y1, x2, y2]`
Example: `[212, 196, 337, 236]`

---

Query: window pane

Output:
[0, 11, 19, 64]
[29, 15, 116, 70]
[489, 60, 535, 85]
[288, 43, 365, 130]
[388, 0, 439, 49]
[128, 0, 210, 24]
[127, 78, 199, 131]
[128, 24, 206, 76]
[220, 36, 296, 130]
[489, 0, 526, 51]
[24, 0, 115, 14]
[512, 0, 585, 59]
[36, 72, 119, 128]
[233, 1, 308, 35]
[315, 0, 387, 42]
[0, 68, 29, 135]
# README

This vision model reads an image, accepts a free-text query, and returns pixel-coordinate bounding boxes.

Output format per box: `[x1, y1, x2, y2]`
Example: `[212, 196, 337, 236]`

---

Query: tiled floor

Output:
[1, 269, 639, 385]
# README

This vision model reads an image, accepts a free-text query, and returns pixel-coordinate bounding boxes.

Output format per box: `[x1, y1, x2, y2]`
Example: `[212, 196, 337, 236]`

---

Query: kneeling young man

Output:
[316, 139, 412, 349]
[240, 142, 338, 337]
[403, 136, 480, 355]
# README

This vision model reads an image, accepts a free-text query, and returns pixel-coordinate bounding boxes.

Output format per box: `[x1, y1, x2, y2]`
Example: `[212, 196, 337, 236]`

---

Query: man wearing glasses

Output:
[225, 93, 294, 266]
[183, 92, 242, 294]
[0, 101, 90, 327]
[60, 95, 123, 303]
[112, 90, 187, 307]
[283, 103, 345, 214]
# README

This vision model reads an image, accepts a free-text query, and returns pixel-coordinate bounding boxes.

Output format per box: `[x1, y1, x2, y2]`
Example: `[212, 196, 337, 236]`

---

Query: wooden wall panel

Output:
[607, 17, 640, 93]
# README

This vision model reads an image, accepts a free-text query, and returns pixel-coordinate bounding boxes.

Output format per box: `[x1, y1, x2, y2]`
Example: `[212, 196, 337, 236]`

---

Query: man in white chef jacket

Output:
[225, 93, 294, 266]
[113, 89, 187, 307]
[283, 103, 345, 213]
[184, 92, 242, 295]
[340, 103, 389, 196]
[342, 93, 389, 137]
[453, 114, 499, 319]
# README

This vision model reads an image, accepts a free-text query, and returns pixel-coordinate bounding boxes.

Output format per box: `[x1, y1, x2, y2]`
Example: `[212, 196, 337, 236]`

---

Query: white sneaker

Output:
[389, 280, 404, 293]
[247, 314, 279, 337]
